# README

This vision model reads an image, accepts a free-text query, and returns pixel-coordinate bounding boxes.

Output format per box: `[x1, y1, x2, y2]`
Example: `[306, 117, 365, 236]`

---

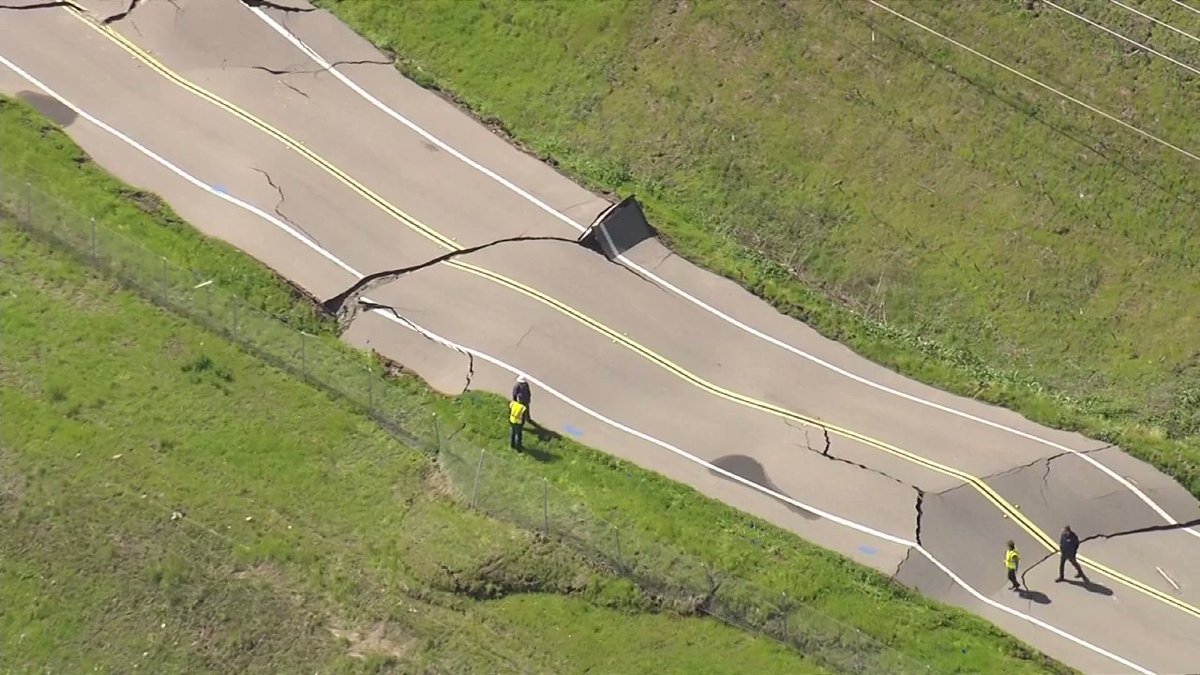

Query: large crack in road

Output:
[101, 0, 141, 24]
[241, 0, 314, 12]
[793, 423, 931, 545]
[249, 59, 393, 76]
[250, 167, 321, 244]
[0, 1, 76, 10]
[359, 300, 476, 394]
[323, 233, 588, 329]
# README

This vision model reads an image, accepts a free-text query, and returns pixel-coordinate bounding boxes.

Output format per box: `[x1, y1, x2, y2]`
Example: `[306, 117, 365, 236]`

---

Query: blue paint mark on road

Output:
[564, 424, 584, 438]
[212, 184, 228, 195]
[857, 545, 879, 556]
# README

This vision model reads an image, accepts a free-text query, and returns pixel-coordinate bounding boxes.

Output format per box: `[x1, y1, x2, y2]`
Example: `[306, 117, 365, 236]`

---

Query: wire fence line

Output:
[1, 178, 933, 674]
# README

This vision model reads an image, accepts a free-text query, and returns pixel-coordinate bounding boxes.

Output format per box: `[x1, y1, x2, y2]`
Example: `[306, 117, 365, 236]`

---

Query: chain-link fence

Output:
[1, 178, 932, 674]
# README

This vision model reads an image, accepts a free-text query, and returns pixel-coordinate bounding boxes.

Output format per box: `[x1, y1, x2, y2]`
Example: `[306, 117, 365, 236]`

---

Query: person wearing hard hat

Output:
[512, 374, 531, 414]
[1005, 540, 1021, 591]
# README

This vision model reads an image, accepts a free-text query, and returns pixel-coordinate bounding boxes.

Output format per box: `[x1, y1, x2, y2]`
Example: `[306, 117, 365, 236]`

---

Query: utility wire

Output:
[1043, 0, 1200, 77]
[1169, 0, 1200, 17]
[866, 0, 1200, 164]
[1108, 0, 1200, 45]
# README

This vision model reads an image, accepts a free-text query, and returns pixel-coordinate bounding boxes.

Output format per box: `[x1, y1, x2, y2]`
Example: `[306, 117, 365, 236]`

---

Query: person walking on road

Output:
[1005, 540, 1021, 591]
[1056, 525, 1088, 583]
[508, 397, 529, 451]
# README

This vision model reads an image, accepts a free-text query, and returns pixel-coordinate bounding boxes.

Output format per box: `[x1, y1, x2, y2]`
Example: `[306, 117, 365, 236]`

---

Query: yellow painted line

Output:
[64, 5, 1200, 621]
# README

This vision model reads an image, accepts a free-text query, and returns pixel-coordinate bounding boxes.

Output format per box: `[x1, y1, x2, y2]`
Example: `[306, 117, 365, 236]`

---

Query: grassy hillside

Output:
[313, 0, 1200, 496]
[0, 222, 826, 674]
[0, 93, 1072, 673]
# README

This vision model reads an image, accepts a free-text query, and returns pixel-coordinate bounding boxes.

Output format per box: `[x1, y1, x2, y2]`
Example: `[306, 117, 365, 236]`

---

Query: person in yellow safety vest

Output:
[509, 398, 529, 451]
[1005, 540, 1021, 592]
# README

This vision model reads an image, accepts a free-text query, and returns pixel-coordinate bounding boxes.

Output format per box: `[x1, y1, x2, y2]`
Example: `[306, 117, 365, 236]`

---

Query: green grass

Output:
[0, 224, 822, 674]
[0, 88, 1075, 672]
[310, 0, 1200, 498]
[0, 102, 814, 674]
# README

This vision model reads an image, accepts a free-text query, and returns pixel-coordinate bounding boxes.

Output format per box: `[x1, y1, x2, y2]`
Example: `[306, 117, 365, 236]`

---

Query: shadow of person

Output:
[1065, 579, 1113, 596]
[518, 444, 557, 463]
[1017, 588, 1052, 605]
[527, 418, 564, 444]
[513, 421, 558, 463]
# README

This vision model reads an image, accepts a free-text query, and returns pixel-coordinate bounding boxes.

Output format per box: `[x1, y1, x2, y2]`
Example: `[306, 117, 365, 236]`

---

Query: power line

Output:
[865, 0, 1200, 164]
[1108, 0, 1200, 45]
[1169, 0, 1200, 17]
[1042, 0, 1200, 77]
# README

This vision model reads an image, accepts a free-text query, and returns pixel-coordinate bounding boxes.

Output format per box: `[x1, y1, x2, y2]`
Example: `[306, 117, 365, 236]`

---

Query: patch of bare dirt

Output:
[0, 461, 22, 511]
[423, 463, 459, 501]
[119, 188, 164, 214]
[328, 621, 414, 662]
[233, 561, 284, 586]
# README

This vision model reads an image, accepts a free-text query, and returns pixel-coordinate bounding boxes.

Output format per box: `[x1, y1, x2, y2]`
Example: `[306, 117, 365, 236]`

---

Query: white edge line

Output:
[247, 5, 1199, 540]
[0, 49, 1155, 675]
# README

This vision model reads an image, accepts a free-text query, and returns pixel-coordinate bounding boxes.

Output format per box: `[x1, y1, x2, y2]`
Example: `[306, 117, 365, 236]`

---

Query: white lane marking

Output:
[1157, 567, 1181, 592]
[246, 6, 1200, 541]
[0, 50, 1156, 675]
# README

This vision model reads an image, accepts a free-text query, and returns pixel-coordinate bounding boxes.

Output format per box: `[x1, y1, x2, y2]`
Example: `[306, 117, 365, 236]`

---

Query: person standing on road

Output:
[508, 397, 528, 451]
[512, 375, 531, 417]
[1005, 540, 1021, 591]
[1056, 525, 1088, 583]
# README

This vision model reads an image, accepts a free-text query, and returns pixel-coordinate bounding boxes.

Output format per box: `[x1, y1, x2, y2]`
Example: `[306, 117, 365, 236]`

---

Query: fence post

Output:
[205, 283, 213, 318]
[232, 295, 240, 339]
[470, 448, 486, 508]
[25, 182, 32, 227]
[542, 478, 549, 533]
[161, 257, 169, 304]
[781, 596, 789, 641]
[90, 218, 97, 260]
[300, 331, 307, 380]
[614, 525, 623, 571]
[432, 412, 441, 454]
[366, 366, 374, 415]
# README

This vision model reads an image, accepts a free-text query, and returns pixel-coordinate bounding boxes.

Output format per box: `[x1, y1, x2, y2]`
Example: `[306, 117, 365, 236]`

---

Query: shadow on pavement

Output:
[1017, 588, 1052, 605]
[16, 90, 78, 127]
[709, 454, 821, 521]
[1063, 578, 1114, 596]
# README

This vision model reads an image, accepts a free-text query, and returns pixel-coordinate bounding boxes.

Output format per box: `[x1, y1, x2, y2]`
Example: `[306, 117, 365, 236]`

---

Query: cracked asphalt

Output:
[3, 0, 1200, 671]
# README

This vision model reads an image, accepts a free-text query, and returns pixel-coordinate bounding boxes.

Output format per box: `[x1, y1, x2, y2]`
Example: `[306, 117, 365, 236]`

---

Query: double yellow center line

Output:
[60, 3, 1199, 620]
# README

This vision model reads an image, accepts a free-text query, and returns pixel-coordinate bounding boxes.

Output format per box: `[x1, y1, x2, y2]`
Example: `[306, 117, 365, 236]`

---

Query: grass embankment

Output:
[0, 92, 1071, 672]
[0, 223, 824, 674]
[313, 0, 1200, 497]
[0, 102, 810, 673]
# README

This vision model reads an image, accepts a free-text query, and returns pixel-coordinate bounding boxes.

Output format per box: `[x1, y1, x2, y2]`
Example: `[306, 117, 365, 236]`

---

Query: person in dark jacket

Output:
[512, 375, 531, 412]
[1056, 525, 1088, 582]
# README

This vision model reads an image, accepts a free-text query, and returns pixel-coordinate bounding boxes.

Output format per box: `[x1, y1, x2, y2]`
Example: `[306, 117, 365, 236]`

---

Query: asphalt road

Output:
[2, 1, 1199, 672]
